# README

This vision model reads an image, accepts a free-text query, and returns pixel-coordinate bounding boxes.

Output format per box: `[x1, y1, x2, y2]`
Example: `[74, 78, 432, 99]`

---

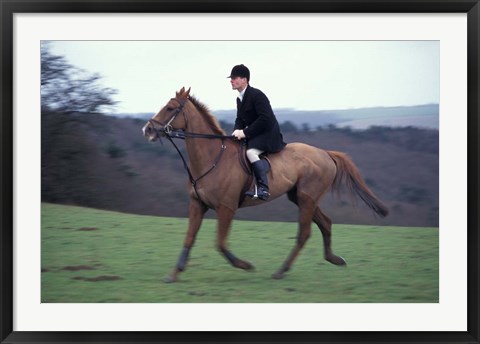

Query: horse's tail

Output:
[327, 150, 389, 217]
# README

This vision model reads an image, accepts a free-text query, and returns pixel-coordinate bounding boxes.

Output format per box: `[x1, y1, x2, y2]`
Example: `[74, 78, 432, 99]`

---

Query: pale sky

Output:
[48, 40, 439, 114]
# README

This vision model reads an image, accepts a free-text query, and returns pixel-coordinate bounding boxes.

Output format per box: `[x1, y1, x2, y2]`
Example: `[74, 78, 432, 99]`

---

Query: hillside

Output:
[41, 111, 439, 227]
[42, 203, 438, 303]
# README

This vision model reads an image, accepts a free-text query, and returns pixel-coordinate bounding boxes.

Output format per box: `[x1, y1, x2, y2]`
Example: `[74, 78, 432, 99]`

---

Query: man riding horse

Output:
[143, 86, 388, 282]
[229, 64, 286, 201]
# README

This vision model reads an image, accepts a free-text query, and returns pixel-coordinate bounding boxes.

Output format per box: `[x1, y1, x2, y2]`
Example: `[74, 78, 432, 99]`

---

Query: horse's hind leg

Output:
[313, 207, 346, 266]
[273, 190, 315, 279]
[216, 204, 254, 271]
[164, 198, 208, 283]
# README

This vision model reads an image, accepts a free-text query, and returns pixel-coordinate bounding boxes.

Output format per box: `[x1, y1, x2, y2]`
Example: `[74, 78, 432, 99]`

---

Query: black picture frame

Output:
[1, 1, 479, 343]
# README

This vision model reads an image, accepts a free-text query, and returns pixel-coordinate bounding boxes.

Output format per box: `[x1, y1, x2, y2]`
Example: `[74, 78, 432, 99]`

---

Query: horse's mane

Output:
[188, 96, 227, 136]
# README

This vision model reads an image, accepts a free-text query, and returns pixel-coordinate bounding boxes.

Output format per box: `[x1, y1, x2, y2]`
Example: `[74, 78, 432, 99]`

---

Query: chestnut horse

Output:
[143, 87, 388, 283]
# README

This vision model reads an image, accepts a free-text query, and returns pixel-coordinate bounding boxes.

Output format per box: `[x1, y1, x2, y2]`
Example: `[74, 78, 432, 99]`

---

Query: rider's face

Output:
[230, 76, 248, 92]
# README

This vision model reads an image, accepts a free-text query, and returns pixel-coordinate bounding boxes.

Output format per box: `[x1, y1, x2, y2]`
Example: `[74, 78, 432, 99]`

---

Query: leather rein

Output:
[148, 98, 239, 204]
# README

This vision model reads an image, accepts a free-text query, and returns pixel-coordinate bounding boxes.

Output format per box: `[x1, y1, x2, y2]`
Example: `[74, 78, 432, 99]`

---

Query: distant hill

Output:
[215, 104, 439, 130]
[117, 104, 439, 130]
[42, 111, 439, 227]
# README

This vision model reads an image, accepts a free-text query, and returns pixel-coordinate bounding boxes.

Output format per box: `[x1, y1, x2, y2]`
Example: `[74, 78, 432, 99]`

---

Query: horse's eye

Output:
[166, 107, 174, 111]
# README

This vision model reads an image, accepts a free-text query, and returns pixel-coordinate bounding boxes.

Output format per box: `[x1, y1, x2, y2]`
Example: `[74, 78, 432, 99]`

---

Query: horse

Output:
[142, 87, 388, 283]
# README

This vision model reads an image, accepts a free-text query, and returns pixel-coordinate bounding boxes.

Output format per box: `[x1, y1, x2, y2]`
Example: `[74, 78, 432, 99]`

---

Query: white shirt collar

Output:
[238, 85, 247, 101]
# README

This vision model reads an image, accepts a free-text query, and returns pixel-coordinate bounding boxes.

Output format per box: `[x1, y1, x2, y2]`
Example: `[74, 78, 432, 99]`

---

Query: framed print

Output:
[1, 1, 479, 343]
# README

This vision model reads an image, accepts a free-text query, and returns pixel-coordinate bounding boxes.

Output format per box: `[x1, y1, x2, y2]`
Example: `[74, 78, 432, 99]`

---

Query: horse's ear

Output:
[176, 87, 185, 97]
[185, 87, 191, 97]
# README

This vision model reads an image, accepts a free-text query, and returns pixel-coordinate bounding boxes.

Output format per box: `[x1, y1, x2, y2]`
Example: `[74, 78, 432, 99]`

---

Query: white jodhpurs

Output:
[246, 148, 264, 163]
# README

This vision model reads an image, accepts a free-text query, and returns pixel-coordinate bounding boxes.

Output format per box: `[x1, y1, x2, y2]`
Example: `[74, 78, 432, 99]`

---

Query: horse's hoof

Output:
[327, 255, 347, 266]
[272, 272, 285, 280]
[235, 260, 255, 271]
[163, 275, 177, 283]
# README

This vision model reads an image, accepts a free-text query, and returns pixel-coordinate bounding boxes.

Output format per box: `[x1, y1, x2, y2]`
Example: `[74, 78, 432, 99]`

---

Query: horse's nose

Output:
[142, 124, 151, 136]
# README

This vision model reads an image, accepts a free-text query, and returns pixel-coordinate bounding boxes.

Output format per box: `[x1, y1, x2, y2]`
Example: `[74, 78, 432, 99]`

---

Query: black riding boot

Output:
[246, 160, 270, 201]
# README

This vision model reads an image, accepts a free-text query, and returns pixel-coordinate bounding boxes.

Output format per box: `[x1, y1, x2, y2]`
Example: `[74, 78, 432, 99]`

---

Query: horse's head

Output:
[142, 87, 191, 142]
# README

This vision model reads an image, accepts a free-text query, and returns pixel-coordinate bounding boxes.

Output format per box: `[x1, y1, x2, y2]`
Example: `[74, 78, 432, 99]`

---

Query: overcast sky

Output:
[48, 40, 439, 114]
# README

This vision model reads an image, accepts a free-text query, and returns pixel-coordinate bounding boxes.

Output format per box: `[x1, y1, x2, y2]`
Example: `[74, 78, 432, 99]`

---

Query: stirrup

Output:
[252, 184, 259, 200]
[246, 184, 270, 201]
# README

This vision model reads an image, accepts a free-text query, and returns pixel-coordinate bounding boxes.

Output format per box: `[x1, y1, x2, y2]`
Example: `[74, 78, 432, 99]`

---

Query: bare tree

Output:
[41, 43, 118, 114]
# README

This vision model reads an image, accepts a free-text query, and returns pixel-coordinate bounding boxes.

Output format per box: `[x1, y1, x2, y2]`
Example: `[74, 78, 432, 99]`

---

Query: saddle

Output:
[237, 143, 271, 206]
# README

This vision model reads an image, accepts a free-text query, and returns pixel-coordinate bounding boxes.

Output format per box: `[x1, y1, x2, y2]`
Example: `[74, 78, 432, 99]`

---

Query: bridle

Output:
[147, 97, 187, 139]
[147, 97, 238, 205]
[148, 97, 238, 140]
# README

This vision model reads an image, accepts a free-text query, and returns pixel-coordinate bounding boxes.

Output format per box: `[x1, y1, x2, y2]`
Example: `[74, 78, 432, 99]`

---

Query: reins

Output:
[148, 99, 240, 205]
[164, 129, 229, 197]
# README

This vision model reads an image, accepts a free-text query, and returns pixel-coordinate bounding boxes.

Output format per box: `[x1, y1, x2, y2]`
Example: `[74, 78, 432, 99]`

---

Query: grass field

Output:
[41, 203, 438, 303]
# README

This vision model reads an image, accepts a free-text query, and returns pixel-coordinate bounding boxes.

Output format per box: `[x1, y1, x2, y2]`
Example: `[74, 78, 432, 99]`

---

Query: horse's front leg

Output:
[216, 204, 254, 271]
[164, 197, 208, 283]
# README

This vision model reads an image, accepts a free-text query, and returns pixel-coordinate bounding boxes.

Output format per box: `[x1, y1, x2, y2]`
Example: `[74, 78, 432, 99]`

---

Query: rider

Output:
[228, 64, 286, 201]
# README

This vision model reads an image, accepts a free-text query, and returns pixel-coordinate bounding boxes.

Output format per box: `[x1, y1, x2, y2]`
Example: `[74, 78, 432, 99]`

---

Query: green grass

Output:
[41, 203, 438, 303]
